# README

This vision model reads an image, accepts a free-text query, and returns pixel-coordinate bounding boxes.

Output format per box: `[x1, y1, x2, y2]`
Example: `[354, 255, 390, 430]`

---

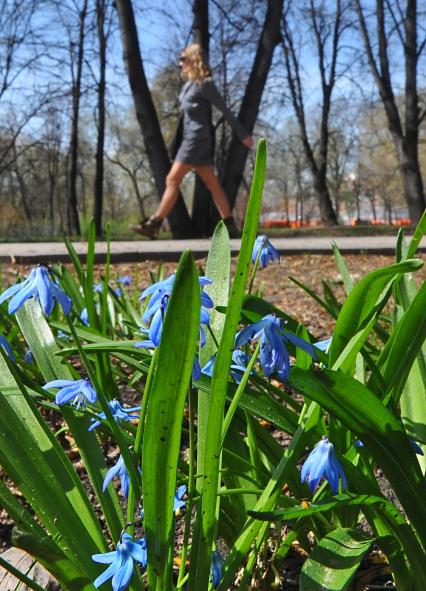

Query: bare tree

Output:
[221, 0, 283, 213]
[66, 0, 88, 236]
[190, 0, 218, 236]
[114, 0, 194, 238]
[354, 0, 426, 224]
[281, 0, 352, 225]
[93, 0, 110, 237]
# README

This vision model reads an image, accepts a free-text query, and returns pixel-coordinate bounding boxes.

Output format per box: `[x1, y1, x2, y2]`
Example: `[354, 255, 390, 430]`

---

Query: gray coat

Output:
[174, 79, 249, 165]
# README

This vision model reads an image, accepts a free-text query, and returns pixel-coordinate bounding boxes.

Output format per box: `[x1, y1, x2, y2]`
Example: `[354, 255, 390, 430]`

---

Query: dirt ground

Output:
[3, 252, 422, 337]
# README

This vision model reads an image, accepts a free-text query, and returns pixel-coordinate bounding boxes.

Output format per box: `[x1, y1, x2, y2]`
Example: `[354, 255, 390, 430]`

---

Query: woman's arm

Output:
[203, 80, 253, 145]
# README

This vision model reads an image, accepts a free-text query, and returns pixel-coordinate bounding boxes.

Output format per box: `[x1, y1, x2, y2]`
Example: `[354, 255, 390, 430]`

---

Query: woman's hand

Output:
[243, 136, 254, 149]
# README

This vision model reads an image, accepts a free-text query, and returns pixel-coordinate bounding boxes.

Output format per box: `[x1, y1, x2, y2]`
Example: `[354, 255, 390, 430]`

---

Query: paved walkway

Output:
[0, 235, 424, 264]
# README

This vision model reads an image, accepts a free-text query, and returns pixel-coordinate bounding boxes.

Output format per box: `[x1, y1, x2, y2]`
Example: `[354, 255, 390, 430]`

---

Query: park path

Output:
[0, 235, 424, 264]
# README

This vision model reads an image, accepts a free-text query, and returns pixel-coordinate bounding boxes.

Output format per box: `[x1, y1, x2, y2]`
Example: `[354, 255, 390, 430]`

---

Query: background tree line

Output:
[0, 0, 425, 240]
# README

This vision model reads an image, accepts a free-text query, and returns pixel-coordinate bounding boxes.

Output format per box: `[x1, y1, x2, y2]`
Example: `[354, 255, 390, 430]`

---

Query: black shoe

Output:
[223, 217, 241, 238]
[129, 217, 163, 239]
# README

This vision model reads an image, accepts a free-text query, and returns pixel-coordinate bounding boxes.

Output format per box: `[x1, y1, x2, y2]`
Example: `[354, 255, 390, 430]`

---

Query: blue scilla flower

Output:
[80, 308, 90, 326]
[301, 436, 347, 494]
[44, 378, 97, 410]
[57, 329, 72, 341]
[140, 274, 213, 325]
[202, 350, 254, 383]
[0, 265, 72, 316]
[315, 336, 332, 353]
[211, 549, 225, 588]
[93, 283, 103, 293]
[252, 235, 280, 269]
[410, 439, 424, 456]
[0, 336, 14, 361]
[173, 485, 187, 515]
[235, 314, 316, 382]
[117, 275, 132, 285]
[24, 349, 33, 364]
[114, 287, 123, 297]
[135, 295, 169, 348]
[103, 455, 131, 498]
[92, 533, 147, 591]
[88, 399, 141, 431]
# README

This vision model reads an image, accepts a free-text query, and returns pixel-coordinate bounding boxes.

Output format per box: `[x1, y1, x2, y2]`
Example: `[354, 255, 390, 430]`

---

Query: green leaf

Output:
[216, 402, 322, 591]
[406, 208, 426, 259]
[15, 300, 124, 542]
[300, 528, 374, 591]
[189, 138, 267, 591]
[377, 280, 426, 405]
[249, 492, 404, 523]
[0, 354, 105, 579]
[198, 221, 230, 489]
[288, 367, 426, 549]
[142, 250, 201, 591]
[290, 275, 337, 318]
[12, 530, 91, 591]
[332, 242, 353, 294]
[329, 259, 423, 366]
[0, 478, 87, 591]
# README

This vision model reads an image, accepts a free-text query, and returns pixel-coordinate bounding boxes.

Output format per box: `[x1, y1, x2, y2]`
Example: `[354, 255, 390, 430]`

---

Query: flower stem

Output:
[178, 386, 196, 585]
[65, 316, 141, 499]
[247, 247, 262, 295]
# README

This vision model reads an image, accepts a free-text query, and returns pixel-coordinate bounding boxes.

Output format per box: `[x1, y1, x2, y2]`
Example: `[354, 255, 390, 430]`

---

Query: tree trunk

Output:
[192, 0, 209, 53]
[311, 167, 338, 225]
[355, 0, 425, 224]
[68, 0, 87, 236]
[191, 0, 213, 237]
[93, 0, 107, 238]
[221, 0, 283, 212]
[114, 0, 194, 238]
[403, 0, 425, 222]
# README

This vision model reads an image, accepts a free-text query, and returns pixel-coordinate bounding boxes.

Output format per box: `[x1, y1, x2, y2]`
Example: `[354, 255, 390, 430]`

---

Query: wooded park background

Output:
[0, 0, 425, 239]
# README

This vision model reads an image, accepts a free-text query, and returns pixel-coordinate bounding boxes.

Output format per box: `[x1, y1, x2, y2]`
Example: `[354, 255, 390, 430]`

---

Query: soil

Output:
[0, 252, 424, 589]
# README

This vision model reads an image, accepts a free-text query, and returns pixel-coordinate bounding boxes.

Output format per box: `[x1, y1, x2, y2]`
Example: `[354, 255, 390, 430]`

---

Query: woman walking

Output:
[131, 43, 253, 239]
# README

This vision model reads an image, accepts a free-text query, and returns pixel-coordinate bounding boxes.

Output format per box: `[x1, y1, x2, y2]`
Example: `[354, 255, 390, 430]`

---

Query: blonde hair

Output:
[182, 44, 212, 82]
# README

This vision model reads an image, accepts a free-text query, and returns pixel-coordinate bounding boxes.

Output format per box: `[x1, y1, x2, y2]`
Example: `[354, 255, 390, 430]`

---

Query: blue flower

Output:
[56, 330, 69, 341]
[301, 436, 347, 494]
[315, 337, 332, 353]
[211, 549, 225, 588]
[410, 439, 424, 456]
[235, 314, 316, 381]
[192, 356, 201, 381]
[0, 336, 14, 361]
[24, 349, 33, 364]
[252, 235, 280, 268]
[140, 274, 213, 326]
[117, 275, 132, 285]
[88, 399, 141, 431]
[44, 378, 97, 410]
[92, 533, 147, 591]
[173, 485, 187, 515]
[103, 455, 131, 498]
[114, 287, 123, 297]
[202, 350, 255, 383]
[93, 283, 103, 293]
[0, 266, 71, 316]
[80, 308, 90, 326]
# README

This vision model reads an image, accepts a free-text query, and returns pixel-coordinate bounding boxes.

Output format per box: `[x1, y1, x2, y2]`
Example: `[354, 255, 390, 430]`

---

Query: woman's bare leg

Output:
[194, 165, 233, 219]
[154, 161, 192, 219]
